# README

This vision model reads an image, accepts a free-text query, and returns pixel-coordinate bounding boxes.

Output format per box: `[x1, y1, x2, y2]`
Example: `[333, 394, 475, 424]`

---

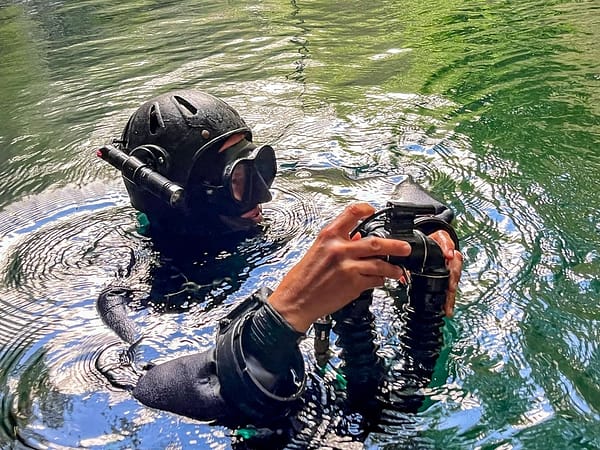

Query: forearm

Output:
[132, 289, 306, 426]
[216, 289, 305, 423]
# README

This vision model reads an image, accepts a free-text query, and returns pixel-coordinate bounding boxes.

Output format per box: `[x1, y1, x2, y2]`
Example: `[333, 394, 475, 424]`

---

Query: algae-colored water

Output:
[0, 1, 599, 448]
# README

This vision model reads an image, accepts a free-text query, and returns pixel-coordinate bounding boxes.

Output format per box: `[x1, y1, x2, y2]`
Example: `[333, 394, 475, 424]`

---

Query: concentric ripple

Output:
[0, 175, 331, 448]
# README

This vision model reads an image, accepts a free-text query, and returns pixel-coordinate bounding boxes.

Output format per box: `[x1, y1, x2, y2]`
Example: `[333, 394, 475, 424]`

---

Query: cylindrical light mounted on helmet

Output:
[97, 145, 185, 208]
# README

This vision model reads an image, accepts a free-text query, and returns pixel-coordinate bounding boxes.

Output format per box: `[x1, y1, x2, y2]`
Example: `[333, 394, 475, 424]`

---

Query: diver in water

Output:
[96, 89, 463, 430]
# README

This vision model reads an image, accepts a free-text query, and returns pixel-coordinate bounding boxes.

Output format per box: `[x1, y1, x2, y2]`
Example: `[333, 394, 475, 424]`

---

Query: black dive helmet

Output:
[98, 90, 276, 234]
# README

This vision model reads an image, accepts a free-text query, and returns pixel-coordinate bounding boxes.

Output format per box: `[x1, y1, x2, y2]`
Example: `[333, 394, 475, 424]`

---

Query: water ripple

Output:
[1, 0, 599, 447]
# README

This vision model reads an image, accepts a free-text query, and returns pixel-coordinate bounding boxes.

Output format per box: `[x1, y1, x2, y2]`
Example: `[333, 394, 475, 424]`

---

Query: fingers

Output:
[429, 230, 456, 260]
[444, 250, 463, 317]
[346, 235, 411, 259]
[354, 271, 395, 293]
[428, 230, 462, 317]
[354, 257, 405, 281]
[323, 203, 376, 237]
[444, 275, 457, 317]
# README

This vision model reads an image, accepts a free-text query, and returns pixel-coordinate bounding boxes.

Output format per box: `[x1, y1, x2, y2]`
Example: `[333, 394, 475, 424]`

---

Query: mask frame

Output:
[189, 140, 277, 216]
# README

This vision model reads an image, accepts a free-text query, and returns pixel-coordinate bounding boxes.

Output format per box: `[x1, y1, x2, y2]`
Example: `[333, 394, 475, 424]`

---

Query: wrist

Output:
[246, 301, 304, 370]
[215, 293, 306, 423]
[268, 287, 313, 333]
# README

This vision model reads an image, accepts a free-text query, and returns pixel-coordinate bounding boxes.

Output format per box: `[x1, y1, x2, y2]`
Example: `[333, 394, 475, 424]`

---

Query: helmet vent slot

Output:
[148, 103, 164, 134]
[174, 95, 198, 116]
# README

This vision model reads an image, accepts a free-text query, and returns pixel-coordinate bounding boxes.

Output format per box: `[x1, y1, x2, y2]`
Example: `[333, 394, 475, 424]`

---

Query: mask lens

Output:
[230, 161, 248, 201]
[224, 144, 276, 207]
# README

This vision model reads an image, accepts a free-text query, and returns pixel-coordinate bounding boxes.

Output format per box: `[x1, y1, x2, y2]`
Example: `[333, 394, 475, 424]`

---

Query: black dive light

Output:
[97, 145, 185, 208]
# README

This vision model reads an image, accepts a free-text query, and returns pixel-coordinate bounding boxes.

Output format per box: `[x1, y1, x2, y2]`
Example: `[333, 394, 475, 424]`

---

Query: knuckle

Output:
[346, 203, 363, 217]
[318, 224, 337, 240]
[329, 240, 345, 256]
[322, 240, 346, 264]
[367, 237, 382, 252]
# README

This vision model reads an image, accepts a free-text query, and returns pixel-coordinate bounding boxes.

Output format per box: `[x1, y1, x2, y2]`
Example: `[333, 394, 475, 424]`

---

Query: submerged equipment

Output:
[313, 177, 460, 414]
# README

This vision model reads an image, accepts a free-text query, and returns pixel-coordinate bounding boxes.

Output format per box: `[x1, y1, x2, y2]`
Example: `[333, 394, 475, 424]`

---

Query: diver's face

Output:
[216, 133, 265, 230]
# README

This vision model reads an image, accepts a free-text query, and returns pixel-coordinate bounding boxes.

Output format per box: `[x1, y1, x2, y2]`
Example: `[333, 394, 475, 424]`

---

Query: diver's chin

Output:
[219, 205, 263, 232]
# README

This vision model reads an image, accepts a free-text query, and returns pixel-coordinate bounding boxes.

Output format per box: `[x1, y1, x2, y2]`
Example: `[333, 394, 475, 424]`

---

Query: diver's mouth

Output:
[240, 205, 263, 223]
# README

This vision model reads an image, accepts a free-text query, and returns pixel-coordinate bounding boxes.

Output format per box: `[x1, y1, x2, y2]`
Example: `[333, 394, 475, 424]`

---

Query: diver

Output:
[95, 89, 463, 430]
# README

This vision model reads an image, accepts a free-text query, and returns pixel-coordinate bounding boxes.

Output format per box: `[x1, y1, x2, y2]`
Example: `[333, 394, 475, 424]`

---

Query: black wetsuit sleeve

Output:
[97, 285, 141, 344]
[132, 289, 306, 426]
[132, 348, 228, 422]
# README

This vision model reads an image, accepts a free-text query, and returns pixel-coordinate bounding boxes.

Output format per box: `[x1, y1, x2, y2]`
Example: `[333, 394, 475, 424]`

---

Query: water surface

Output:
[1, 0, 599, 448]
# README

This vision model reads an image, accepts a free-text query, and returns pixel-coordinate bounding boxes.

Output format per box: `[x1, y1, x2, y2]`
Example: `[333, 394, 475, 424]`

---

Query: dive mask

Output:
[187, 139, 277, 217]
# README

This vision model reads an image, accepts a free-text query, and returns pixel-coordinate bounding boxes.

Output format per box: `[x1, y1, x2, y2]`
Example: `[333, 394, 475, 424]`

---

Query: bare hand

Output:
[269, 203, 411, 332]
[428, 230, 463, 317]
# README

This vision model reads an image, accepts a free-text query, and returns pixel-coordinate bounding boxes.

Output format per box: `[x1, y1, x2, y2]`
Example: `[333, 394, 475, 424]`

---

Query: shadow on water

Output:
[0, 0, 599, 448]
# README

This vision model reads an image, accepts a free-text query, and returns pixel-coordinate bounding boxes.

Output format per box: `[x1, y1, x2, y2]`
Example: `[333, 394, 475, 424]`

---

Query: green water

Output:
[0, 0, 599, 448]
